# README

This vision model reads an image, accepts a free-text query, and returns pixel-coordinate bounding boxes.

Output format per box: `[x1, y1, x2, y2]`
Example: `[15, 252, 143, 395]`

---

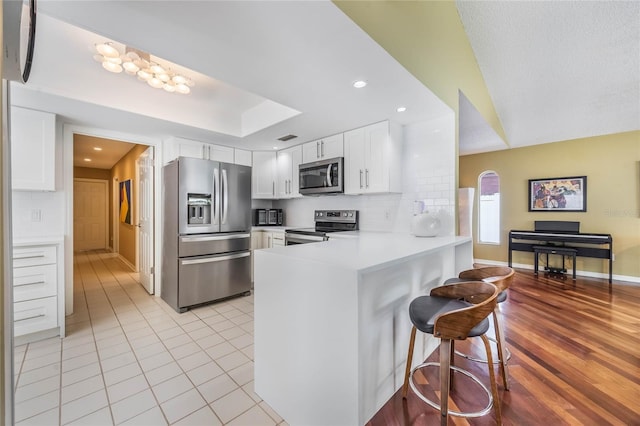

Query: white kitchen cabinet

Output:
[302, 133, 343, 163]
[252, 151, 277, 199]
[276, 145, 302, 198]
[13, 240, 65, 344]
[344, 121, 403, 195]
[10, 106, 56, 191]
[164, 137, 234, 163]
[234, 148, 252, 167]
[262, 230, 285, 248]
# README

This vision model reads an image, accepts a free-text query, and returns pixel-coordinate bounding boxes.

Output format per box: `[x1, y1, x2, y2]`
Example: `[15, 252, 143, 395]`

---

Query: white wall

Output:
[11, 191, 65, 239]
[275, 114, 456, 234]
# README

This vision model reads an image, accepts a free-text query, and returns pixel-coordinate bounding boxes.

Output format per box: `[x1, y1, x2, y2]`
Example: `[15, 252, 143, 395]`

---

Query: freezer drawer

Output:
[178, 233, 250, 258]
[178, 251, 251, 309]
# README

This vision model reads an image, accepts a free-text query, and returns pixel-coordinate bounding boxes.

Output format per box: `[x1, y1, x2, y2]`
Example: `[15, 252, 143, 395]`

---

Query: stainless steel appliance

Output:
[162, 157, 252, 313]
[253, 208, 283, 226]
[299, 157, 344, 195]
[285, 210, 358, 245]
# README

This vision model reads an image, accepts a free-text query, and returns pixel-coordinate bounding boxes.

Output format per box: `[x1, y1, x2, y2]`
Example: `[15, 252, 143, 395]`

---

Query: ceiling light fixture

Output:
[93, 147, 103, 151]
[353, 80, 367, 89]
[396, 107, 407, 112]
[83, 158, 92, 162]
[93, 42, 195, 94]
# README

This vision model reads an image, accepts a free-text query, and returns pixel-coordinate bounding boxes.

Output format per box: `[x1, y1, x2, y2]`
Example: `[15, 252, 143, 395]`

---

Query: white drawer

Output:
[13, 246, 56, 268]
[13, 264, 57, 302]
[14, 296, 58, 337]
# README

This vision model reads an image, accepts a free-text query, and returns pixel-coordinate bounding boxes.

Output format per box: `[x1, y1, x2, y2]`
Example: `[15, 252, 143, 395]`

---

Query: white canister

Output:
[412, 211, 441, 237]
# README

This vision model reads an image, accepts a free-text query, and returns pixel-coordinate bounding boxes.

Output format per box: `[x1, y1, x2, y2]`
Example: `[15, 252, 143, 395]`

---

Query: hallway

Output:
[13, 250, 284, 425]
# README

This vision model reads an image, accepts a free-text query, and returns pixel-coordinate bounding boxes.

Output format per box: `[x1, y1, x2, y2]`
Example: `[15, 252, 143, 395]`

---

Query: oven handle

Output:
[180, 233, 250, 243]
[181, 251, 250, 266]
[285, 234, 327, 244]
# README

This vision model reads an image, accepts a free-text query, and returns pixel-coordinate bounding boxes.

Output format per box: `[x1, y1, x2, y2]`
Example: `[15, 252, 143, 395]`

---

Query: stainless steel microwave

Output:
[299, 157, 343, 195]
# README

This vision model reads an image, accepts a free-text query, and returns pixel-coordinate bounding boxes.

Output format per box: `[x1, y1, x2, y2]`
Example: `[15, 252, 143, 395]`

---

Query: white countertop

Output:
[13, 236, 65, 246]
[260, 231, 471, 272]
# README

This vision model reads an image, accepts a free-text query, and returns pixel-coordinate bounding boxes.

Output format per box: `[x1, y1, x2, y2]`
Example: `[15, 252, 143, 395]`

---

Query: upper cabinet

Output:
[11, 107, 56, 191]
[252, 151, 277, 199]
[234, 149, 252, 167]
[164, 137, 235, 164]
[276, 145, 303, 199]
[302, 133, 343, 164]
[344, 121, 403, 195]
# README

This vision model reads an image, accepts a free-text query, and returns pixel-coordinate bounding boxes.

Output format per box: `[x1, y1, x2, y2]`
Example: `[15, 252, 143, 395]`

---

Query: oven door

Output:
[299, 157, 343, 195]
[285, 233, 328, 245]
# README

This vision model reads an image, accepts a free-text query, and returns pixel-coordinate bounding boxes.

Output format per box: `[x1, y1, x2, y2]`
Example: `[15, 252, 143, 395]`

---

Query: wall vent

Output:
[277, 134, 298, 142]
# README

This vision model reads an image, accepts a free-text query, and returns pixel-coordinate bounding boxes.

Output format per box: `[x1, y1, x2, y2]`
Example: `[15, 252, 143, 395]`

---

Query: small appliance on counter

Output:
[253, 208, 284, 226]
[285, 210, 358, 245]
[162, 157, 252, 313]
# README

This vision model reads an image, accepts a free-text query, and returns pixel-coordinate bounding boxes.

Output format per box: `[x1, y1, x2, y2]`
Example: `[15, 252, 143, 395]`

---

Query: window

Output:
[478, 171, 500, 244]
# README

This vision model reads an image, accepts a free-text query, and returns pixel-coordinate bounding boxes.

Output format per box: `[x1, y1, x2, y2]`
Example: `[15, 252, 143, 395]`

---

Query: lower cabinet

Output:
[13, 241, 64, 343]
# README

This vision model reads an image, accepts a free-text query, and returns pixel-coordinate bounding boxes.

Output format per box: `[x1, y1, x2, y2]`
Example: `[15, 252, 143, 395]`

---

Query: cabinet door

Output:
[302, 139, 321, 163]
[262, 232, 273, 248]
[10, 107, 56, 191]
[276, 150, 293, 198]
[320, 133, 344, 159]
[289, 145, 303, 197]
[207, 144, 234, 163]
[363, 121, 390, 193]
[271, 232, 285, 246]
[234, 149, 252, 166]
[344, 127, 366, 194]
[252, 152, 277, 199]
[165, 137, 205, 163]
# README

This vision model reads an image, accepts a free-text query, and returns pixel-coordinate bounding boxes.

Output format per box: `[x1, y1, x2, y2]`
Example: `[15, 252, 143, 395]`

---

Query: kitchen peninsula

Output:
[253, 233, 472, 425]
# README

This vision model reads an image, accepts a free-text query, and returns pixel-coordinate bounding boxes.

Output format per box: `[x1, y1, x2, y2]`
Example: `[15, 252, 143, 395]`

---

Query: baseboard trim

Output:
[474, 258, 640, 285]
[117, 254, 136, 272]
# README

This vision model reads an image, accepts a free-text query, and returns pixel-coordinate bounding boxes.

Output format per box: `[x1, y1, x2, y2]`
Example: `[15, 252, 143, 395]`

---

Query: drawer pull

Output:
[15, 313, 46, 322]
[13, 254, 46, 260]
[15, 280, 46, 287]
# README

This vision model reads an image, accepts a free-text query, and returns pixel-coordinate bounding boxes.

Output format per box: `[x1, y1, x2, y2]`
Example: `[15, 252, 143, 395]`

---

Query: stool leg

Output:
[480, 334, 502, 425]
[493, 309, 510, 391]
[440, 339, 452, 426]
[402, 326, 417, 399]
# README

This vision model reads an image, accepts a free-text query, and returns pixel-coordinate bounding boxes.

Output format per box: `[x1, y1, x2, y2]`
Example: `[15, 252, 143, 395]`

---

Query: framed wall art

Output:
[528, 176, 587, 212]
[119, 179, 132, 224]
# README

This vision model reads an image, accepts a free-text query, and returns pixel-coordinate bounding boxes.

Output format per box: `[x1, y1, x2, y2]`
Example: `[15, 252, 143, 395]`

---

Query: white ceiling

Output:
[12, 1, 451, 163]
[10, 1, 639, 166]
[456, 0, 640, 151]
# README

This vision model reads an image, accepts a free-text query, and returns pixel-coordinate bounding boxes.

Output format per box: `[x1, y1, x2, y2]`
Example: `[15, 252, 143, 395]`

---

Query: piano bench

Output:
[533, 245, 577, 280]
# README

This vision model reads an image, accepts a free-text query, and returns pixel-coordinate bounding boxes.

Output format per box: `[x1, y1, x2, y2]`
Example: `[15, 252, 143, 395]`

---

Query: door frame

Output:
[73, 178, 109, 251]
[63, 125, 163, 315]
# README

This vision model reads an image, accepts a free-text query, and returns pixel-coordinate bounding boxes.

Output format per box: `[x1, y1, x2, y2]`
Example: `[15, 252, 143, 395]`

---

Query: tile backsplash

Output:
[276, 115, 456, 235]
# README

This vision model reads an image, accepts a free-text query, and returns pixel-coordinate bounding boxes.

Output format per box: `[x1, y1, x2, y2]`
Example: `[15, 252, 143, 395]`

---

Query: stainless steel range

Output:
[285, 210, 359, 245]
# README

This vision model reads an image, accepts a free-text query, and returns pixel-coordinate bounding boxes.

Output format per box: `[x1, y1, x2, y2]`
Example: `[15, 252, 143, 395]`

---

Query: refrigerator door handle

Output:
[180, 251, 251, 266]
[222, 168, 229, 224]
[180, 233, 250, 243]
[213, 167, 220, 225]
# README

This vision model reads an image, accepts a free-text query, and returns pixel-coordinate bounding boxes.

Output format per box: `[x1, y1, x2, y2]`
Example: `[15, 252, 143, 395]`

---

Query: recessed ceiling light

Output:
[396, 107, 407, 112]
[93, 147, 103, 151]
[272, 146, 278, 150]
[83, 158, 92, 162]
[353, 80, 367, 89]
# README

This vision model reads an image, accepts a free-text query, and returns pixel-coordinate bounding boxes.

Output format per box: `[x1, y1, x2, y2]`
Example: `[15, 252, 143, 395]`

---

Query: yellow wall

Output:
[111, 145, 147, 266]
[334, 0, 507, 143]
[460, 131, 640, 279]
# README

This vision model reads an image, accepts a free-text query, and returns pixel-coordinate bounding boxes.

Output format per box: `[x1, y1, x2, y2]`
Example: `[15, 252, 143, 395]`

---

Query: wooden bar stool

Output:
[444, 266, 514, 390]
[402, 281, 502, 426]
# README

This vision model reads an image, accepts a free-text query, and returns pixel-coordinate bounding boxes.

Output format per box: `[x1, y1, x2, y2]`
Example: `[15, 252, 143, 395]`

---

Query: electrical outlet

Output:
[31, 209, 41, 222]
[612, 253, 616, 261]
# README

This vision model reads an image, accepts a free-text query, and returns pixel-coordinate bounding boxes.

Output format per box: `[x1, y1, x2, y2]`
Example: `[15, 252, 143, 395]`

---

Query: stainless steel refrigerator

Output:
[161, 157, 252, 313]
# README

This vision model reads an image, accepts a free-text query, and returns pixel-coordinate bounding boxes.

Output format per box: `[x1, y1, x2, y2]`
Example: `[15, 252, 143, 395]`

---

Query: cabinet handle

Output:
[359, 170, 363, 189]
[202, 145, 206, 159]
[15, 280, 45, 287]
[15, 313, 45, 322]
[272, 181, 275, 196]
[13, 254, 46, 260]
[316, 141, 320, 158]
[366, 169, 369, 188]
[321, 140, 324, 157]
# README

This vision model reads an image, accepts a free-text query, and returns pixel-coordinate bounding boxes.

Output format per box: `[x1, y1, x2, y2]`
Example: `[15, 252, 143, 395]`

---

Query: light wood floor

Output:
[366, 271, 640, 425]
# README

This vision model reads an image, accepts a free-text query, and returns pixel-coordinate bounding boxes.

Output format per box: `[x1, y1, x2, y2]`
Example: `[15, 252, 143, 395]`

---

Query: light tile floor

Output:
[13, 250, 286, 426]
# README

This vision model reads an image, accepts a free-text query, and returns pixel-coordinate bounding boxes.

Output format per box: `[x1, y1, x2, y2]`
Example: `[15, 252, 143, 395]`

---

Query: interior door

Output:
[74, 179, 108, 250]
[136, 147, 154, 294]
